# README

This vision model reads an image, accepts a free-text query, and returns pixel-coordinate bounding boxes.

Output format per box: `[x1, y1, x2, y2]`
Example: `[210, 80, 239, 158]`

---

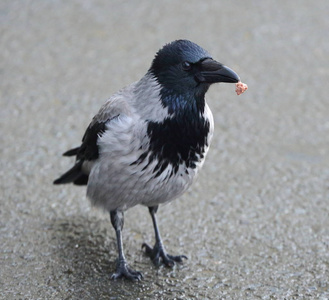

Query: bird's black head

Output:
[149, 40, 240, 111]
[149, 40, 240, 113]
[144, 41, 241, 168]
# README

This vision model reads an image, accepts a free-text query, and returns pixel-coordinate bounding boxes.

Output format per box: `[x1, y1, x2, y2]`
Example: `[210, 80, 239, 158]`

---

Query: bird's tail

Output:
[54, 146, 89, 185]
[53, 160, 83, 184]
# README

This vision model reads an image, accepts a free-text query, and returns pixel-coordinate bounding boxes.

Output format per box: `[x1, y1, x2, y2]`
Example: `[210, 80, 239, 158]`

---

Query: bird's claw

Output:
[142, 242, 187, 267]
[111, 260, 143, 281]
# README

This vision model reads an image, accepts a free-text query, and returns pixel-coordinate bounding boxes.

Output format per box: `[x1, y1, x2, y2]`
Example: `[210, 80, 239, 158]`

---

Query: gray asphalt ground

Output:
[1, 1, 329, 299]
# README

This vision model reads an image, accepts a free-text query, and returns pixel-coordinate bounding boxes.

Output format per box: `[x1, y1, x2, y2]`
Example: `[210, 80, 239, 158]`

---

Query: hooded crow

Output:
[54, 39, 242, 280]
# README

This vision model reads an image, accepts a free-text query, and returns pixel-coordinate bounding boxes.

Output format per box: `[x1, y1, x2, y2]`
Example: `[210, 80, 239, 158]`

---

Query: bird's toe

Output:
[141, 243, 153, 256]
[111, 261, 143, 281]
[142, 242, 187, 268]
[167, 254, 188, 264]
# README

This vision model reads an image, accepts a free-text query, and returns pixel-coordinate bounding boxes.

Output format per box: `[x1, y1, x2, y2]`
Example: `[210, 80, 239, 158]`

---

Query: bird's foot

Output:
[142, 242, 187, 267]
[111, 259, 143, 281]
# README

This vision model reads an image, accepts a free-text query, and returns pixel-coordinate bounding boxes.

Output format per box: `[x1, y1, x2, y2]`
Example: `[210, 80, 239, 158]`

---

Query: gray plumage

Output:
[87, 73, 214, 211]
[54, 40, 241, 280]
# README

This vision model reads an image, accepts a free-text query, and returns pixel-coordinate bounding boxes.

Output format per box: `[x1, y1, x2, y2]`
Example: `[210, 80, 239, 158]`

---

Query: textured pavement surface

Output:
[1, 1, 329, 299]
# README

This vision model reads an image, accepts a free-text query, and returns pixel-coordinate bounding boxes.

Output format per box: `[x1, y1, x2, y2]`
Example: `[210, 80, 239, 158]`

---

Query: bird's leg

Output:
[142, 206, 187, 267]
[110, 210, 143, 280]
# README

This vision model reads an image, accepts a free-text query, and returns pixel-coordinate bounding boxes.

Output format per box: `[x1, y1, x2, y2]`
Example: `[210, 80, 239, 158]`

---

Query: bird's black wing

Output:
[53, 120, 107, 185]
[76, 121, 107, 161]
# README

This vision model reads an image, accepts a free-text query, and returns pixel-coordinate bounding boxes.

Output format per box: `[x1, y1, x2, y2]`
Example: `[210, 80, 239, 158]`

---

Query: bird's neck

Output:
[159, 87, 207, 116]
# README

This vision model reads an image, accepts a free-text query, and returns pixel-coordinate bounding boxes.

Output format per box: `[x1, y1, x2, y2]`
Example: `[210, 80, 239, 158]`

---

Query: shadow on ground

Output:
[48, 216, 190, 299]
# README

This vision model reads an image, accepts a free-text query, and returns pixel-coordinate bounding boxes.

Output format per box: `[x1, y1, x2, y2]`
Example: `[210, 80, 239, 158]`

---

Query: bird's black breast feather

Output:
[142, 114, 210, 176]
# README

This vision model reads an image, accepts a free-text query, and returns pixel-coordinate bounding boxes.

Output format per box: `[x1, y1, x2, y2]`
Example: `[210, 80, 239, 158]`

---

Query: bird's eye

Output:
[182, 61, 192, 71]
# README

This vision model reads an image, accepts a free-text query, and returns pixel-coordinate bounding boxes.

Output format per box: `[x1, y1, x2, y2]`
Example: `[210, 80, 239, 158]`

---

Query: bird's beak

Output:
[196, 58, 240, 84]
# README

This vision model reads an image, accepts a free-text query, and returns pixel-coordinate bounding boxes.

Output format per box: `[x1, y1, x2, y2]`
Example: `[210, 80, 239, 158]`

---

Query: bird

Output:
[54, 39, 241, 280]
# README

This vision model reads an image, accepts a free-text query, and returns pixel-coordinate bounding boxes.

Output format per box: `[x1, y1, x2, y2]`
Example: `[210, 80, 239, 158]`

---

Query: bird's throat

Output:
[160, 89, 206, 116]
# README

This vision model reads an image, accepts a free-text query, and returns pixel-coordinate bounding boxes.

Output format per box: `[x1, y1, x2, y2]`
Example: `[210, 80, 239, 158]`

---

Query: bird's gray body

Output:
[86, 73, 214, 211]
[54, 40, 241, 280]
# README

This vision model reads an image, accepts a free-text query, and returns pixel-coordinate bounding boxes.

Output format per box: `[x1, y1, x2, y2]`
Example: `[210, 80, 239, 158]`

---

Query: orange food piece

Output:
[235, 81, 248, 95]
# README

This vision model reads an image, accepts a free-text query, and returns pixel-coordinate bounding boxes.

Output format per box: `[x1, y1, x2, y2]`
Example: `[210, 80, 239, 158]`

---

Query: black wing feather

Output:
[63, 147, 80, 157]
[53, 120, 107, 185]
[77, 121, 107, 161]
